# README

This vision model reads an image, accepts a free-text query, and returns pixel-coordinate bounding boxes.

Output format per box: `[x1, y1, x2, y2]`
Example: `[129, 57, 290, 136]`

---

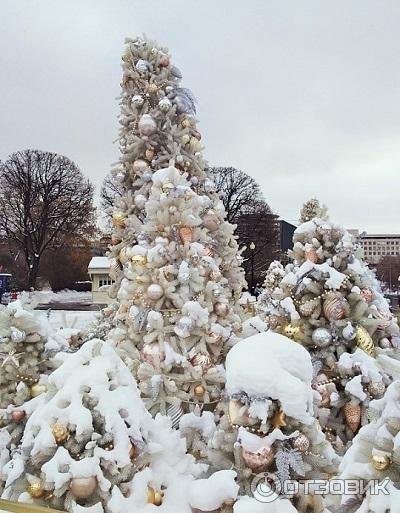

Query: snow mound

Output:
[226, 332, 314, 424]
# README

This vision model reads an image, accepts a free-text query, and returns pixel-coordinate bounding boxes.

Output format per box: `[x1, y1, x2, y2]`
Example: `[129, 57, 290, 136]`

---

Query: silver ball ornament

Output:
[138, 114, 157, 136]
[311, 328, 332, 347]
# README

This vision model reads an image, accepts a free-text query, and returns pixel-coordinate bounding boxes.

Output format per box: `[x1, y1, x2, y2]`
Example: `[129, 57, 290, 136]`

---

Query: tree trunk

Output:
[27, 258, 40, 290]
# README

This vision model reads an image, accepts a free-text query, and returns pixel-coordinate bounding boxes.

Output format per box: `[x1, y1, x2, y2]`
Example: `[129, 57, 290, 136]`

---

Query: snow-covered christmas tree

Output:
[1, 339, 238, 513]
[257, 203, 400, 448]
[337, 380, 400, 513]
[0, 295, 66, 492]
[105, 35, 246, 421]
[210, 332, 339, 513]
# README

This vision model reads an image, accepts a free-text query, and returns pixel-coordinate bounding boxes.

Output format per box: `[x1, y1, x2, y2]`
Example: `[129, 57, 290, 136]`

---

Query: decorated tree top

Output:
[104, 36, 246, 417]
[2, 340, 238, 513]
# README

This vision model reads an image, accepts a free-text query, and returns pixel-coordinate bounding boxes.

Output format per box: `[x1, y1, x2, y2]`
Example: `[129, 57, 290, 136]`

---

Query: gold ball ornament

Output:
[194, 384, 206, 398]
[70, 476, 97, 499]
[372, 454, 391, 471]
[147, 83, 159, 95]
[283, 324, 301, 341]
[28, 481, 45, 498]
[147, 486, 163, 506]
[181, 118, 191, 128]
[241, 445, 275, 473]
[355, 326, 375, 356]
[52, 423, 70, 444]
[30, 383, 47, 398]
[112, 212, 126, 229]
[132, 254, 147, 266]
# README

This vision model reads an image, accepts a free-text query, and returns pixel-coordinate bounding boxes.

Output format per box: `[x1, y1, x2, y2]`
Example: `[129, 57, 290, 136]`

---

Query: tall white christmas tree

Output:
[257, 204, 400, 448]
[210, 332, 339, 513]
[1, 339, 238, 513]
[105, 35, 246, 421]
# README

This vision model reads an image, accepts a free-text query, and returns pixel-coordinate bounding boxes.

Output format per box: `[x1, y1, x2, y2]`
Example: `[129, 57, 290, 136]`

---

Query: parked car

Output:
[1, 291, 19, 305]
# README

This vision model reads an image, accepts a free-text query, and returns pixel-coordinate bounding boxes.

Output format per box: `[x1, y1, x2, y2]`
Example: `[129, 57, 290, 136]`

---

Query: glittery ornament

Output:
[241, 446, 275, 472]
[52, 423, 70, 444]
[191, 353, 212, 373]
[311, 328, 332, 347]
[355, 326, 375, 356]
[179, 226, 193, 244]
[368, 381, 385, 398]
[28, 481, 44, 498]
[343, 402, 361, 433]
[194, 384, 206, 398]
[292, 433, 310, 452]
[112, 212, 126, 228]
[323, 296, 346, 321]
[283, 324, 301, 341]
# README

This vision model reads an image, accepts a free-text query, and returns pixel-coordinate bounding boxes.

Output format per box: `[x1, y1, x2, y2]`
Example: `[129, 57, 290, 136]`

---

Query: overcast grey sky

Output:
[1, 0, 399, 232]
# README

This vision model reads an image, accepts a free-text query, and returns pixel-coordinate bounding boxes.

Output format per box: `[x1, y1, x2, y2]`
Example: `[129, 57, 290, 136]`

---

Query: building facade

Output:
[349, 230, 400, 265]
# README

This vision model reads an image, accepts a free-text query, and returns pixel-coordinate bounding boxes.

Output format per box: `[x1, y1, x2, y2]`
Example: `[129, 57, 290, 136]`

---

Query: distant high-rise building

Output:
[349, 230, 400, 265]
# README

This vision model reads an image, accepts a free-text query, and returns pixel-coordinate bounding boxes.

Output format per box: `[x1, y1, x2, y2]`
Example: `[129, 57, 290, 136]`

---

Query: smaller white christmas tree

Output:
[210, 332, 339, 513]
[337, 380, 400, 513]
[0, 295, 66, 493]
[1, 339, 238, 513]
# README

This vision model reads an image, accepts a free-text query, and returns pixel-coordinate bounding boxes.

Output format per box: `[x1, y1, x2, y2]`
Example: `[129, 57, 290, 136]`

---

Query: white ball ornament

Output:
[138, 114, 157, 136]
[133, 159, 149, 174]
[158, 97, 172, 112]
[147, 284, 164, 301]
[311, 328, 332, 347]
[134, 194, 147, 209]
[135, 59, 148, 73]
[132, 95, 144, 107]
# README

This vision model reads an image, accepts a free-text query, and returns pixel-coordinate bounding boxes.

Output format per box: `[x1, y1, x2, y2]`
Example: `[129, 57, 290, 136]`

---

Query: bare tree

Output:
[100, 174, 123, 212]
[208, 166, 269, 223]
[209, 166, 280, 291]
[0, 150, 95, 289]
[376, 256, 400, 293]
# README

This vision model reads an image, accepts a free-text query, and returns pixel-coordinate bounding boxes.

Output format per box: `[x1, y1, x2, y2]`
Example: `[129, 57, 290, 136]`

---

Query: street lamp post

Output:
[249, 242, 256, 293]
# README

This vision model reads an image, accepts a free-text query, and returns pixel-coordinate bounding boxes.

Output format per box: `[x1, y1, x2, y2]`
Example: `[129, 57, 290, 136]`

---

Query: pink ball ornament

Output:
[70, 477, 97, 499]
[11, 410, 26, 422]
[241, 446, 275, 473]
[203, 212, 220, 231]
[360, 288, 373, 303]
[304, 248, 318, 263]
[142, 342, 166, 365]
[159, 54, 170, 67]
[147, 284, 164, 301]
[214, 302, 229, 317]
